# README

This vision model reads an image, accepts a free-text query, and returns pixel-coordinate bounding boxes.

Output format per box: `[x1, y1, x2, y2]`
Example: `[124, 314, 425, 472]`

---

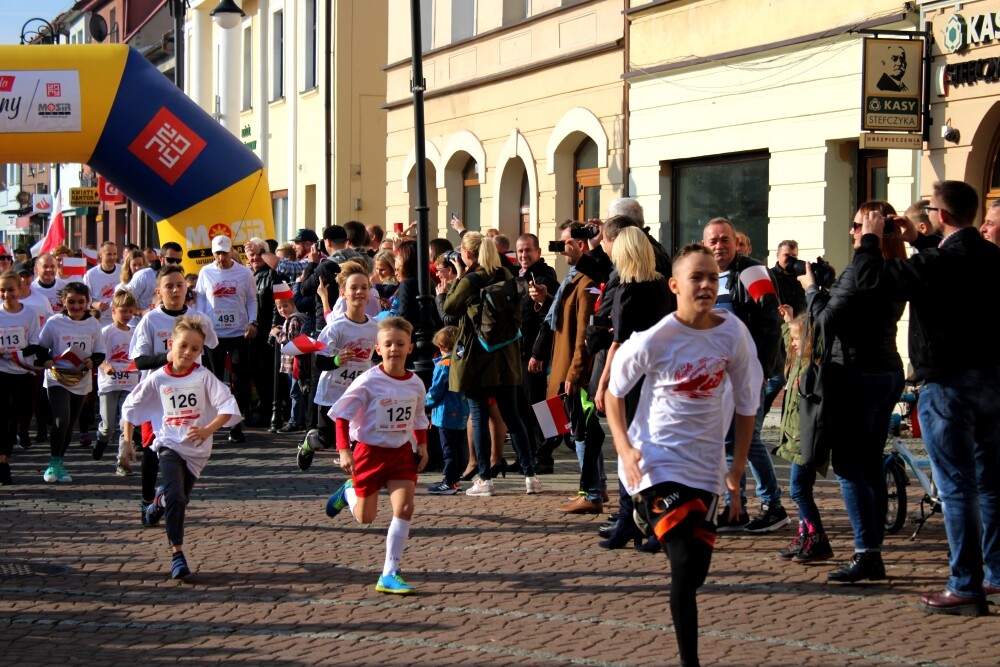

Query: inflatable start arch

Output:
[0, 44, 274, 273]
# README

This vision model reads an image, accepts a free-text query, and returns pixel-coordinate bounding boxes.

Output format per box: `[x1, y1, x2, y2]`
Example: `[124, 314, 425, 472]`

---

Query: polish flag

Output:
[532, 396, 572, 439]
[81, 248, 99, 265]
[125, 360, 138, 372]
[0, 242, 10, 256]
[30, 189, 67, 257]
[739, 264, 778, 301]
[272, 281, 293, 300]
[55, 346, 85, 367]
[62, 257, 87, 277]
[11, 351, 37, 372]
[281, 335, 328, 356]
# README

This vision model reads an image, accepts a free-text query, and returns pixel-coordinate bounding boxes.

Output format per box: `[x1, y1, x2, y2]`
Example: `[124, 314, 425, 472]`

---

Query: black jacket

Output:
[724, 254, 784, 378]
[252, 264, 282, 338]
[852, 228, 1000, 381]
[773, 263, 807, 315]
[518, 258, 559, 361]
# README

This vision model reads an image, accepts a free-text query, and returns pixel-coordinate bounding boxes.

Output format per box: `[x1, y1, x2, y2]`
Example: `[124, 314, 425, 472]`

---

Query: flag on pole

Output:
[281, 335, 328, 356]
[272, 281, 293, 300]
[739, 264, 778, 301]
[81, 247, 99, 265]
[30, 189, 67, 257]
[55, 346, 85, 368]
[532, 396, 572, 439]
[61, 257, 87, 277]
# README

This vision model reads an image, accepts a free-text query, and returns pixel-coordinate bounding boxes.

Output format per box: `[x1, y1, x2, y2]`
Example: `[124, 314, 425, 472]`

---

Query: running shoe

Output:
[375, 571, 415, 595]
[297, 430, 318, 471]
[92, 437, 109, 461]
[325, 478, 354, 517]
[171, 552, 190, 580]
[55, 462, 72, 483]
[43, 466, 60, 483]
[465, 479, 495, 497]
[115, 464, 130, 477]
[745, 504, 791, 533]
[427, 481, 459, 495]
[525, 476, 542, 495]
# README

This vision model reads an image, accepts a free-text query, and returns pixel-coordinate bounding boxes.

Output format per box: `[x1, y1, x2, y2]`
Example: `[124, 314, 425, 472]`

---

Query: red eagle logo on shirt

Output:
[109, 346, 131, 364]
[212, 280, 239, 297]
[343, 341, 373, 361]
[101, 284, 116, 299]
[673, 356, 728, 399]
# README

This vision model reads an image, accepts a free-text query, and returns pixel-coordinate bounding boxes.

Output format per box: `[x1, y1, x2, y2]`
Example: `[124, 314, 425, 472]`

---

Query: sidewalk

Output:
[0, 425, 992, 666]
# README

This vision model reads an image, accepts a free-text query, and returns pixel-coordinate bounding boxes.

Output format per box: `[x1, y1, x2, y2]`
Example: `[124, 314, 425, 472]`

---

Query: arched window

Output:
[985, 135, 1000, 211]
[519, 171, 530, 235]
[462, 158, 481, 232]
[575, 138, 600, 221]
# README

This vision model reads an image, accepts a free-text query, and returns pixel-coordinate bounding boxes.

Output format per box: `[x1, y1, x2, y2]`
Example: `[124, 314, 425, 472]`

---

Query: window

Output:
[304, 0, 317, 90]
[502, 0, 528, 25]
[272, 191, 289, 242]
[574, 138, 600, 222]
[241, 24, 252, 110]
[451, 0, 474, 42]
[420, 0, 433, 52]
[462, 158, 481, 233]
[271, 10, 284, 100]
[670, 152, 769, 257]
[520, 172, 531, 235]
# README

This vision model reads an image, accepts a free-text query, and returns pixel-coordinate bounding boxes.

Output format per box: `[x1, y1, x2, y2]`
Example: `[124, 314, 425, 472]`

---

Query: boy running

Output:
[325, 317, 429, 595]
[605, 244, 762, 667]
[94, 289, 139, 462]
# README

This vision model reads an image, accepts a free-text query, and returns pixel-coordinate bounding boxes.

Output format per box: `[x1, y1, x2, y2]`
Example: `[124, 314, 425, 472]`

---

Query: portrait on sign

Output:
[862, 37, 924, 132]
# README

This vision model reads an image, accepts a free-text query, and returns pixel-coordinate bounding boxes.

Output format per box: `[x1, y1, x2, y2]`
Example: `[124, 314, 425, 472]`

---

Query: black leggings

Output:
[158, 448, 197, 547]
[141, 445, 160, 505]
[208, 337, 251, 422]
[1, 372, 34, 458]
[638, 482, 718, 667]
[47, 386, 86, 458]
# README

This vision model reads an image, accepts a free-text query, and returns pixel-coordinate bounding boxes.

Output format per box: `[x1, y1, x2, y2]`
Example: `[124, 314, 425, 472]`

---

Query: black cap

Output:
[292, 228, 319, 243]
[13, 261, 33, 275]
[323, 224, 348, 243]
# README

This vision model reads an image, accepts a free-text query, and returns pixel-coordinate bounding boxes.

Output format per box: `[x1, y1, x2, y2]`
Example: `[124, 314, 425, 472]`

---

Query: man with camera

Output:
[703, 218, 788, 532]
[773, 240, 806, 316]
[530, 220, 609, 513]
[853, 180, 1000, 616]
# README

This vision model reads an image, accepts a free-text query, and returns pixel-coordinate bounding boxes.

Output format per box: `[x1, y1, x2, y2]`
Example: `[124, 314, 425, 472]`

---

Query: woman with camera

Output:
[802, 200, 906, 583]
[442, 232, 539, 496]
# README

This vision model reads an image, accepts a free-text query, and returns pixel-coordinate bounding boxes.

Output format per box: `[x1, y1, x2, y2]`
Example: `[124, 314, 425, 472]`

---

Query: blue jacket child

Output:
[425, 355, 469, 431]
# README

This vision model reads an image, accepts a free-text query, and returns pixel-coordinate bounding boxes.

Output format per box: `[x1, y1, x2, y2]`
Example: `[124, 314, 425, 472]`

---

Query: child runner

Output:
[270, 293, 310, 433]
[13, 262, 54, 450]
[39, 282, 106, 483]
[425, 325, 470, 495]
[93, 289, 139, 463]
[0, 270, 49, 485]
[774, 308, 834, 563]
[325, 316, 430, 595]
[605, 244, 762, 667]
[128, 265, 218, 518]
[297, 261, 378, 471]
[121, 317, 241, 579]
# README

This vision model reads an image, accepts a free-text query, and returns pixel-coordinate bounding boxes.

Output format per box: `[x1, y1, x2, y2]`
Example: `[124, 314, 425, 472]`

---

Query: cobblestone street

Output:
[0, 424, 993, 666]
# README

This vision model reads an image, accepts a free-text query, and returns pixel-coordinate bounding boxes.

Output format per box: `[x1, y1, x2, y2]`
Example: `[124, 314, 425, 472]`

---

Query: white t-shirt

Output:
[130, 307, 219, 379]
[330, 290, 383, 322]
[314, 314, 378, 406]
[84, 265, 121, 323]
[607, 311, 762, 496]
[122, 363, 241, 477]
[0, 303, 42, 376]
[39, 313, 106, 395]
[20, 290, 54, 327]
[97, 324, 138, 394]
[123, 267, 157, 311]
[33, 278, 67, 314]
[329, 365, 429, 449]
[195, 263, 258, 338]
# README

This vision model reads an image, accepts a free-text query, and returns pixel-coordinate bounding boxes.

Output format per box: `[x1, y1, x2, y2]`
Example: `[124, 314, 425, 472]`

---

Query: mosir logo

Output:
[184, 218, 267, 250]
[128, 107, 207, 185]
[0, 69, 80, 133]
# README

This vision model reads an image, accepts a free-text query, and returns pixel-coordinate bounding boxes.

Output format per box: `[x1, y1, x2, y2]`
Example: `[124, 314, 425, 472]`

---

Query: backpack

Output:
[467, 269, 528, 353]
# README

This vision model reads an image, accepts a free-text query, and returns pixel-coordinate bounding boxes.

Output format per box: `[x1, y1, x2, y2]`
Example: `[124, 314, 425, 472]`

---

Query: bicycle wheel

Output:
[885, 460, 907, 534]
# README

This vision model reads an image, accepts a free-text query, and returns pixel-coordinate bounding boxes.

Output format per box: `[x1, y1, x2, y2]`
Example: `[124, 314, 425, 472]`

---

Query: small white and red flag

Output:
[125, 360, 138, 372]
[272, 282, 293, 300]
[532, 396, 572, 439]
[281, 335, 328, 356]
[55, 346, 85, 367]
[739, 264, 777, 301]
[61, 257, 87, 277]
[81, 248, 99, 265]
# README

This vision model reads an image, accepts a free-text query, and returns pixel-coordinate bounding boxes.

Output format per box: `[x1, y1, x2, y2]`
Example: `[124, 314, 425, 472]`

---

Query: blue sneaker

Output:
[171, 552, 190, 579]
[142, 486, 165, 527]
[375, 571, 415, 595]
[325, 479, 354, 517]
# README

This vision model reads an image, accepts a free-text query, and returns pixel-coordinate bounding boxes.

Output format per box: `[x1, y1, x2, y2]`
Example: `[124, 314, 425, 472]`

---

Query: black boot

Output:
[827, 552, 886, 583]
[598, 518, 643, 549]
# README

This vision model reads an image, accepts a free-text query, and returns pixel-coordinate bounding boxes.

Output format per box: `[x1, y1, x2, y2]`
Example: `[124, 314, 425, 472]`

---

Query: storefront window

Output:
[672, 152, 769, 258]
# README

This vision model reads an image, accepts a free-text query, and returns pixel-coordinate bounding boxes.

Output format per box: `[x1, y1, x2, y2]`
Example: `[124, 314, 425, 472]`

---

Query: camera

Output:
[547, 240, 565, 253]
[570, 224, 601, 240]
[444, 249, 464, 267]
[789, 256, 836, 289]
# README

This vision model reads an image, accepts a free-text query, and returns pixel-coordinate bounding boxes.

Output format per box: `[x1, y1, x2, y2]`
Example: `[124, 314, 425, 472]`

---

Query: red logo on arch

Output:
[128, 107, 206, 185]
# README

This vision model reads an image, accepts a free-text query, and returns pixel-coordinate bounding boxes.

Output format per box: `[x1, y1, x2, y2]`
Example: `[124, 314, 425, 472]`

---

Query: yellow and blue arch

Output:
[0, 44, 274, 272]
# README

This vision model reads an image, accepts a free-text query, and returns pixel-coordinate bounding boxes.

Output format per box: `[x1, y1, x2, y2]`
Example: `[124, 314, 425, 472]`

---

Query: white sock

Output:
[346, 486, 359, 519]
[382, 517, 411, 576]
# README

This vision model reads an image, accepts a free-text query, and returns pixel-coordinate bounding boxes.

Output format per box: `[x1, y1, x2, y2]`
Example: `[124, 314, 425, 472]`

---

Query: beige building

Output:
[384, 0, 626, 250]
[184, 0, 387, 240]
[626, 0, 921, 273]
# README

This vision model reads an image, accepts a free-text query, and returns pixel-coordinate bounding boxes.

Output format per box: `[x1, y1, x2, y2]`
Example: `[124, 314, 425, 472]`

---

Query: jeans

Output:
[288, 373, 305, 425]
[209, 336, 251, 425]
[763, 373, 785, 414]
[789, 463, 823, 532]
[467, 385, 534, 480]
[832, 369, 903, 552]
[98, 390, 128, 445]
[724, 388, 782, 509]
[438, 427, 468, 486]
[919, 366, 1000, 597]
[569, 390, 605, 501]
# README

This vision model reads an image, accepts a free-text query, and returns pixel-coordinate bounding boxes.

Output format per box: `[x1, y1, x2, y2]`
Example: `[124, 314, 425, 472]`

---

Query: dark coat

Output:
[518, 258, 559, 361]
[724, 254, 784, 378]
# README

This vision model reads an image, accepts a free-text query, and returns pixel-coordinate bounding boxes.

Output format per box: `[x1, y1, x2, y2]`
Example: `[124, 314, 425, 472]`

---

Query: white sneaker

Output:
[525, 476, 542, 495]
[465, 478, 495, 497]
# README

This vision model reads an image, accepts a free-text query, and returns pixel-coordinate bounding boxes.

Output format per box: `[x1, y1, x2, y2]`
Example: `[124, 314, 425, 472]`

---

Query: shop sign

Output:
[941, 12, 1000, 54]
[859, 133, 923, 150]
[943, 57, 1000, 87]
[69, 187, 100, 207]
[98, 176, 125, 203]
[862, 38, 924, 132]
[32, 194, 52, 214]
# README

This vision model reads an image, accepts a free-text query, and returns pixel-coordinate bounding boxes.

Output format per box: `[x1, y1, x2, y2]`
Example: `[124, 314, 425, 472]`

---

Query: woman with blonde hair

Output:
[443, 232, 540, 496]
[119, 250, 147, 287]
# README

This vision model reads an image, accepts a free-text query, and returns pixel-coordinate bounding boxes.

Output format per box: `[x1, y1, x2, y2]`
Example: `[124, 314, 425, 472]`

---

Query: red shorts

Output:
[352, 442, 417, 498]
[141, 422, 155, 448]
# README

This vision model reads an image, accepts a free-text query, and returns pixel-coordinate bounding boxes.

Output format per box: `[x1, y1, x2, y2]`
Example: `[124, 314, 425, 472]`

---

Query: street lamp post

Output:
[169, 0, 246, 91]
[408, 0, 436, 383]
[20, 18, 59, 45]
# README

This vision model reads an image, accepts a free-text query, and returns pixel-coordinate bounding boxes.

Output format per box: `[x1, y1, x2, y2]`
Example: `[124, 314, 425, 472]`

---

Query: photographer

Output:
[802, 200, 906, 584]
[773, 240, 807, 316]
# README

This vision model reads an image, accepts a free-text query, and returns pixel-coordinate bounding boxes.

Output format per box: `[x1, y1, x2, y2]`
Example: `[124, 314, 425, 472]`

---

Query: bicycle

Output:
[883, 388, 942, 539]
